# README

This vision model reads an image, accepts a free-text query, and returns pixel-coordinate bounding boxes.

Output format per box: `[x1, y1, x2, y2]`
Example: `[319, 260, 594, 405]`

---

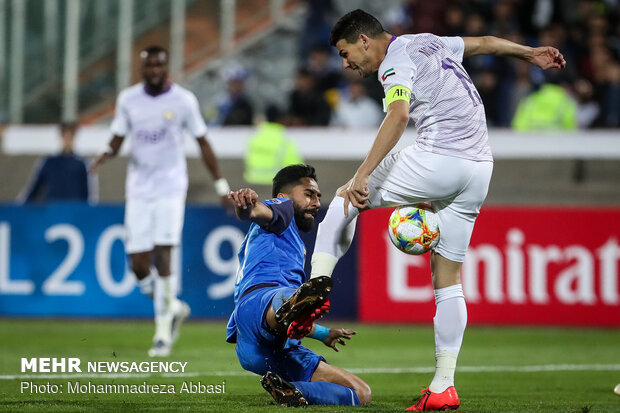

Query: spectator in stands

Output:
[573, 78, 600, 128]
[443, 3, 465, 37]
[512, 75, 577, 131]
[288, 69, 331, 126]
[332, 78, 383, 128]
[298, 0, 338, 61]
[509, 59, 536, 121]
[20, 122, 95, 203]
[217, 64, 254, 126]
[307, 45, 343, 93]
[244, 105, 304, 185]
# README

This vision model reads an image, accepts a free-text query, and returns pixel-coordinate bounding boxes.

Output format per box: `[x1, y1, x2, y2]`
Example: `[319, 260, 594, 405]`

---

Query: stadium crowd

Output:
[217, 0, 620, 130]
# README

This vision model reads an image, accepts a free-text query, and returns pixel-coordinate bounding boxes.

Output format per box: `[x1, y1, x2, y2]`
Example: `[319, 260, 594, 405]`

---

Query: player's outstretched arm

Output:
[90, 135, 124, 174]
[462, 36, 566, 70]
[344, 99, 409, 217]
[227, 188, 273, 225]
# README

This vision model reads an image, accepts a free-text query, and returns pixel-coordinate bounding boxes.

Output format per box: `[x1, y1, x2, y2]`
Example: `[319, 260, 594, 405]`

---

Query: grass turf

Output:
[0, 319, 619, 412]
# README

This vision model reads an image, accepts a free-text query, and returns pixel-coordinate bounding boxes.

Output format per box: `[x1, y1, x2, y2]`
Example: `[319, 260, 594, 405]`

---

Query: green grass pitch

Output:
[0, 319, 619, 412]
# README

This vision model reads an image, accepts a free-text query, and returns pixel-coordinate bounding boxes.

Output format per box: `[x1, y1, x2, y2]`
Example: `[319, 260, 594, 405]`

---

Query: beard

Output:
[294, 205, 316, 232]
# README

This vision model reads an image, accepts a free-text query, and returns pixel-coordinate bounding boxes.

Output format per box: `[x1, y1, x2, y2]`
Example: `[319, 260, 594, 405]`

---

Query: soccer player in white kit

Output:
[91, 46, 230, 357]
[310, 10, 566, 411]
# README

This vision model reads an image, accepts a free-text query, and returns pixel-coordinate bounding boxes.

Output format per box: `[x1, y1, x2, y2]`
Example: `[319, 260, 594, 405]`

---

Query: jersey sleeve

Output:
[110, 91, 130, 136]
[379, 51, 416, 111]
[185, 92, 208, 138]
[440, 36, 465, 62]
[257, 198, 294, 235]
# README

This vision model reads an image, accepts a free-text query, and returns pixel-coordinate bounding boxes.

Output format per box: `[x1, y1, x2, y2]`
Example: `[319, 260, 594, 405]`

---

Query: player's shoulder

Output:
[118, 83, 145, 99]
[262, 197, 292, 207]
[380, 36, 414, 69]
[116, 83, 145, 106]
[170, 83, 199, 100]
[398, 33, 458, 51]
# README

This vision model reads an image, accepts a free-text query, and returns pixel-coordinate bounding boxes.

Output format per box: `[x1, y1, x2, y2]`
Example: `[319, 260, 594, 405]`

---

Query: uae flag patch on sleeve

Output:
[381, 68, 395, 81]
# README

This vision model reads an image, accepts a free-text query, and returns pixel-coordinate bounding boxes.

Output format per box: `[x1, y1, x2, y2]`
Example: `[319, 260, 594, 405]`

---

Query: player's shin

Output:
[429, 284, 467, 393]
[310, 197, 359, 279]
[137, 272, 155, 299]
[153, 275, 178, 343]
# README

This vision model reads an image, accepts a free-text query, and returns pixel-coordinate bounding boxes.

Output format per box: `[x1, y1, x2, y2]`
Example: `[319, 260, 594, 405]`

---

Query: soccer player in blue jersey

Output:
[226, 164, 371, 407]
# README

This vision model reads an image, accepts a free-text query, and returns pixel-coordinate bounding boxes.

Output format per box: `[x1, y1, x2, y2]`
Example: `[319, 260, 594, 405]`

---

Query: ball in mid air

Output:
[388, 206, 440, 255]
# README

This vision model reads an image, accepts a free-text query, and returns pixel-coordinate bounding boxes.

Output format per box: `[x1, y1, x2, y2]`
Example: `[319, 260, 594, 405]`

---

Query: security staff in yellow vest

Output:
[512, 80, 577, 131]
[244, 105, 304, 185]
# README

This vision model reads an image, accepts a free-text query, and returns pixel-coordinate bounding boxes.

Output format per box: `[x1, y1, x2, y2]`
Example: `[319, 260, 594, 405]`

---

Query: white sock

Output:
[310, 196, 359, 279]
[137, 273, 155, 298]
[429, 284, 467, 393]
[153, 275, 179, 343]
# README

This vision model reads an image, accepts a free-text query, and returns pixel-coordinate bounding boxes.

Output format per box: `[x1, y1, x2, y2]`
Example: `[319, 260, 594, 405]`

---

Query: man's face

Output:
[336, 37, 373, 78]
[60, 126, 76, 152]
[141, 52, 168, 89]
[282, 177, 321, 232]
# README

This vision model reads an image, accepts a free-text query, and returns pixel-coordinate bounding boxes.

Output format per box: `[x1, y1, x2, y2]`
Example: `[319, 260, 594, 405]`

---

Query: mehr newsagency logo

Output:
[18, 357, 226, 395]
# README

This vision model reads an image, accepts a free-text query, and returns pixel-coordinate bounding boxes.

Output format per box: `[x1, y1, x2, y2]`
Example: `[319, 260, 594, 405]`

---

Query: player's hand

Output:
[227, 188, 258, 209]
[529, 46, 566, 70]
[343, 174, 370, 217]
[323, 328, 356, 352]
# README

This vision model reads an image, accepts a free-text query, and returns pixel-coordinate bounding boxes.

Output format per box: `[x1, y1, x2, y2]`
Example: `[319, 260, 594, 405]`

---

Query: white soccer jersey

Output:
[378, 34, 493, 162]
[110, 83, 208, 200]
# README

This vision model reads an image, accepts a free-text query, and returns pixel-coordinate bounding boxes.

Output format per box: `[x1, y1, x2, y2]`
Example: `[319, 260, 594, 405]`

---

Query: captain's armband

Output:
[382, 85, 412, 112]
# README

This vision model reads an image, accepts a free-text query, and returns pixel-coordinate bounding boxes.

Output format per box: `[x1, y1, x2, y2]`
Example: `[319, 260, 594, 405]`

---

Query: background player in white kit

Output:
[310, 10, 566, 411]
[91, 45, 230, 357]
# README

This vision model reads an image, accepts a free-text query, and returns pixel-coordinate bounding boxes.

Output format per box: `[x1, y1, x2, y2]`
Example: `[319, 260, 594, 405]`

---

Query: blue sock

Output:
[292, 381, 360, 405]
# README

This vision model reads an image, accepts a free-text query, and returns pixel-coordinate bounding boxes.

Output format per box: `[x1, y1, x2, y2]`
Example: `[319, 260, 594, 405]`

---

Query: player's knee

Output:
[130, 258, 150, 279]
[354, 381, 372, 405]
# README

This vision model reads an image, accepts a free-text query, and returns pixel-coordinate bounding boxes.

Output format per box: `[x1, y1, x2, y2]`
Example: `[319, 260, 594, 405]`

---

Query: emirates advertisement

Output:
[358, 207, 620, 326]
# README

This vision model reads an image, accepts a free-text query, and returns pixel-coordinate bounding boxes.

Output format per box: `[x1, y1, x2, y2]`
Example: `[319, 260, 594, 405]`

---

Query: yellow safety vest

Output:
[512, 84, 577, 131]
[244, 122, 304, 184]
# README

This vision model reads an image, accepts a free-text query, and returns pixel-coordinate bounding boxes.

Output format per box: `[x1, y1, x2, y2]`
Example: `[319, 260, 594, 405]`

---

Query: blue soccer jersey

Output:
[226, 198, 306, 343]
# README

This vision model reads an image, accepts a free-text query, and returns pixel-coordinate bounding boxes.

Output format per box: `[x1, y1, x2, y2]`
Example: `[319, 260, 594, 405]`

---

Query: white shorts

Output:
[367, 145, 493, 262]
[124, 195, 186, 254]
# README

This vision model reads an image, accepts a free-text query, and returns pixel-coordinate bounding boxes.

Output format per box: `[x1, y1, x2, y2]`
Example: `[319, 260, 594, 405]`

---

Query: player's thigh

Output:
[433, 160, 493, 263]
[311, 361, 371, 404]
[235, 338, 324, 383]
[124, 198, 156, 254]
[367, 146, 471, 208]
[236, 286, 296, 344]
[153, 195, 186, 247]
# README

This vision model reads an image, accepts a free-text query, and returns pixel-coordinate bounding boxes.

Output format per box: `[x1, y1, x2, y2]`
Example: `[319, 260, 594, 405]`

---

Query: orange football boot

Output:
[406, 387, 460, 411]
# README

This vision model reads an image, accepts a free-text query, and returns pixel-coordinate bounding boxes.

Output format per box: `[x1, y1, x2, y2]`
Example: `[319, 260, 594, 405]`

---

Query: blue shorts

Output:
[233, 286, 325, 382]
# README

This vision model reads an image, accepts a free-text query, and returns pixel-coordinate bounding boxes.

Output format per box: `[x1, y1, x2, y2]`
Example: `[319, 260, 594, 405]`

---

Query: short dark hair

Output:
[265, 104, 283, 123]
[140, 45, 169, 62]
[272, 164, 317, 198]
[329, 9, 385, 47]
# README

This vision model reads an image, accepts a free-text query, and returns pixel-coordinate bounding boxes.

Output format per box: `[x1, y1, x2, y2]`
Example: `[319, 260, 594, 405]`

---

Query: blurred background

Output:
[0, 0, 619, 325]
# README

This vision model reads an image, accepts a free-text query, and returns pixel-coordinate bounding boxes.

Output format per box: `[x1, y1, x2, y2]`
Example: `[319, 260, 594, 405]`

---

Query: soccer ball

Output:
[388, 206, 440, 255]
